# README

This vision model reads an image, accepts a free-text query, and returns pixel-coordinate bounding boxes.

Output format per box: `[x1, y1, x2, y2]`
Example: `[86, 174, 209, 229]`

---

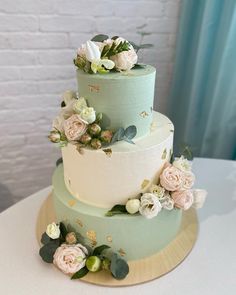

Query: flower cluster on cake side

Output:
[48, 91, 137, 151]
[74, 34, 150, 74]
[39, 222, 129, 280]
[106, 156, 207, 218]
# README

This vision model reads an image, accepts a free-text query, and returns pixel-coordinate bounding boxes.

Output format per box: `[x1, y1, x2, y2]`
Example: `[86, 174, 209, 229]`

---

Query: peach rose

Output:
[160, 165, 184, 191]
[63, 114, 87, 141]
[53, 243, 88, 274]
[110, 45, 137, 71]
[182, 171, 195, 190]
[171, 190, 194, 210]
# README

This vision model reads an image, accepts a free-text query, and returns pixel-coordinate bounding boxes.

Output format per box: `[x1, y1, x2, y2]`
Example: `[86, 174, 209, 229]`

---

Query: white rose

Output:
[126, 199, 140, 214]
[110, 44, 138, 71]
[173, 156, 192, 172]
[192, 189, 207, 209]
[79, 107, 96, 124]
[139, 193, 162, 219]
[149, 184, 165, 200]
[52, 100, 76, 132]
[73, 97, 88, 114]
[62, 90, 77, 106]
[46, 222, 60, 239]
[53, 243, 88, 274]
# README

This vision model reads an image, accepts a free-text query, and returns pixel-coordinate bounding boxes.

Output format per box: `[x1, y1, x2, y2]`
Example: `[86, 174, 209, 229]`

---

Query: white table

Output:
[0, 158, 235, 295]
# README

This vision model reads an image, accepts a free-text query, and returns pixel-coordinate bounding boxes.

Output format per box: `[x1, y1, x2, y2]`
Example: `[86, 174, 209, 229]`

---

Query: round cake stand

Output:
[36, 193, 198, 286]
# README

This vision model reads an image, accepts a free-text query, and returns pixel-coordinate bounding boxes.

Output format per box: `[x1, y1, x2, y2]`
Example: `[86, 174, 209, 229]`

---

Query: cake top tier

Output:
[74, 34, 153, 74]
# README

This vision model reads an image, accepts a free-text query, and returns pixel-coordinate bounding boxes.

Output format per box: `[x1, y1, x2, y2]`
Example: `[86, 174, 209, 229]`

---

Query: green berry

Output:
[86, 256, 102, 272]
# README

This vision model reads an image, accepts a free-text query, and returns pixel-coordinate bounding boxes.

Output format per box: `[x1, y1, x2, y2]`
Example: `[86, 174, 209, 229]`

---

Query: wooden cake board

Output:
[36, 193, 198, 286]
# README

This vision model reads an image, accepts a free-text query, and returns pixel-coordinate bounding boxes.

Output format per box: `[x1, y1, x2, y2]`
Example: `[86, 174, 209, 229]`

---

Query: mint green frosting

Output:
[76, 65, 156, 137]
[53, 165, 182, 261]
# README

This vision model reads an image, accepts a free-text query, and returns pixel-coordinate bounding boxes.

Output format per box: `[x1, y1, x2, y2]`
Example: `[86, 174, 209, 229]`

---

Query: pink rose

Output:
[110, 46, 138, 71]
[53, 243, 88, 274]
[63, 114, 87, 141]
[182, 171, 195, 190]
[160, 165, 184, 191]
[171, 190, 194, 210]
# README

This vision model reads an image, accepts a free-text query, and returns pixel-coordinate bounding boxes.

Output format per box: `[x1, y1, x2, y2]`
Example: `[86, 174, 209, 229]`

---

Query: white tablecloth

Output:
[0, 158, 235, 295]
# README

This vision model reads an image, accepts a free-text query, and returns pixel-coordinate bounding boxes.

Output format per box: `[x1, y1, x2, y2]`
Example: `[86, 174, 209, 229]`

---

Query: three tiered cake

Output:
[39, 35, 207, 282]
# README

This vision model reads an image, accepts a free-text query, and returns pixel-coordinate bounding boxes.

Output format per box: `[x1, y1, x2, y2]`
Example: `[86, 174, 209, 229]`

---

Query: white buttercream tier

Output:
[61, 111, 174, 208]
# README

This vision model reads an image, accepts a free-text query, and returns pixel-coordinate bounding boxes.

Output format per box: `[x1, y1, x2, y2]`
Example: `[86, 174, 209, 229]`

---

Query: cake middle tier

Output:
[62, 112, 174, 208]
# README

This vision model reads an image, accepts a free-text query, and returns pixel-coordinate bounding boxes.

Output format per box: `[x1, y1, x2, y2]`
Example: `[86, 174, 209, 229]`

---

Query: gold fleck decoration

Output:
[106, 235, 113, 243]
[141, 179, 150, 189]
[140, 111, 149, 118]
[103, 148, 112, 157]
[88, 84, 100, 93]
[68, 199, 76, 207]
[118, 248, 126, 257]
[75, 219, 83, 227]
[161, 148, 167, 160]
[86, 230, 97, 246]
[150, 121, 157, 132]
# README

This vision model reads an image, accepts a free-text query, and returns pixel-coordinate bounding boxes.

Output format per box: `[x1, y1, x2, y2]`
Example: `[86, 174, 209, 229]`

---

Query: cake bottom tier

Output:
[53, 164, 182, 261]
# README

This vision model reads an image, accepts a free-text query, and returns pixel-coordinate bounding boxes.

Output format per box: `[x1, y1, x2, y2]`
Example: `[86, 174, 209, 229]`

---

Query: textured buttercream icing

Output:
[52, 165, 182, 261]
[62, 111, 174, 208]
[77, 64, 156, 137]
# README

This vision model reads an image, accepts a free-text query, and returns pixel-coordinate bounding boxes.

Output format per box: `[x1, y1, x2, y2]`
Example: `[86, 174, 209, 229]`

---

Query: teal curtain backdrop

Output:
[168, 0, 236, 160]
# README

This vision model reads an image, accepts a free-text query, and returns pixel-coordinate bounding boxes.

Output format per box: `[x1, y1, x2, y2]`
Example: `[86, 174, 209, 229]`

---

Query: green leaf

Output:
[132, 63, 145, 69]
[129, 41, 140, 51]
[91, 34, 109, 42]
[110, 253, 129, 280]
[56, 157, 63, 167]
[95, 112, 103, 123]
[41, 232, 50, 245]
[59, 222, 68, 240]
[61, 101, 66, 107]
[93, 245, 110, 256]
[124, 125, 137, 139]
[71, 266, 89, 280]
[105, 205, 128, 217]
[111, 128, 125, 144]
[111, 36, 119, 40]
[39, 242, 59, 263]
[123, 137, 135, 145]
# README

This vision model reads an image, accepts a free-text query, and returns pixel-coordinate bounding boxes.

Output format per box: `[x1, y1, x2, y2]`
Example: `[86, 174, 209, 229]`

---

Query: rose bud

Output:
[65, 232, 77, 245]
[48, 131, 61, 143]
[125, 199, 140, 214]
[102, 258, 111, 271]
[79, 132, 92, 145]
[86, 256, 102, 272]
[90, 138, 102, 149]
[100, 130, 113, 143]
[88, 123, 101, 136]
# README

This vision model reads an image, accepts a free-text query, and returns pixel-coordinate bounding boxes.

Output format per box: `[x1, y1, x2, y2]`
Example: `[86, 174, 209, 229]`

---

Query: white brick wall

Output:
[0, 0, 181, 210]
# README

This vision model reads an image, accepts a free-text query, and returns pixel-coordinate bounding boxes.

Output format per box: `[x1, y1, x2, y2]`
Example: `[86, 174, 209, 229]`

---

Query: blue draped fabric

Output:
[168, 0, 236, 159]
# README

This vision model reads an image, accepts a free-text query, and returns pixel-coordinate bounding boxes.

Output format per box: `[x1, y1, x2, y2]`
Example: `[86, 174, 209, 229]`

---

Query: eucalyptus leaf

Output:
[170, 151, 175, 164]
[95, 112, 103, 123]
[111, 128, 125, 144]
[124, 125, 137, 139]
[111, 36, 119, 40]
[41, 232, 50, 245]
[132, 63, 145, 69]
[39, 242, 59, 263]
[123, 137, 135, 145]
[93, 245, 111, 256]
[105, 205, 128, 217]
[91, 34, 109, 42]
[56, 157, 63, 167]
[129, 41, 139, 51]
[71, 266, 89, 280]
[110, 253, 129, 280]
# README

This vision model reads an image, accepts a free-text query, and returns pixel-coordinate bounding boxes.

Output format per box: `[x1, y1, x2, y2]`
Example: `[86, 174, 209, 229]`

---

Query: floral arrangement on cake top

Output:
[106, 156, 207, 218]
[74, 34, 151, 74]
[48, 90, 137, 151]
[39, 222, 129, 280]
